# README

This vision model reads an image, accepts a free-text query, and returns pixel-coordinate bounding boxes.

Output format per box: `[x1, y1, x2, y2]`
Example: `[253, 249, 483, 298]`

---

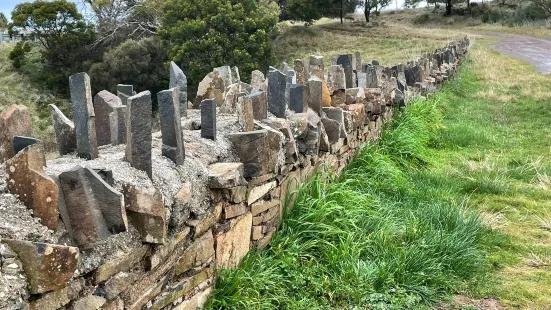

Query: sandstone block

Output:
[207, 162, 247, 189]
[215, 212, 252, 269]
[0, 104, 32, 162]
[123, 184, 166, 244]
[2, 239, 78, 294]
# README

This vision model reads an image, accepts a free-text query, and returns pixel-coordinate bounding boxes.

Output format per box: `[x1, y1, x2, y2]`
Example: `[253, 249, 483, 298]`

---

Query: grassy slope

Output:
[0, 46, 65, 149]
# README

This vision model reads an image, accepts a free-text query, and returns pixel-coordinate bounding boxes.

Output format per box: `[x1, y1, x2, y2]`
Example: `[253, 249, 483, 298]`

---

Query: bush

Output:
[413, 13, 431, 24]
[514, 2, 548, 21]
[89, 36, 169, 107]
[8, 41, 32, 69]
[159, 0, 279, 97]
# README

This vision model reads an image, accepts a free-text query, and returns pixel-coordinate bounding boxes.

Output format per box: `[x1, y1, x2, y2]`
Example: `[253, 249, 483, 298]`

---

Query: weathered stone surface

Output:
[364, 64, 378, 88]
[227, 129, 282, 178]
[195, 71, 225, 108]
[94, 245, 149, 284]
[117, 84, 133, 97]
[322, 80, 331, 107]
[237, 95, 254, 132]
[71, 295, 106, 310]
[215, 212, 252, 269]
[2, 239, 78, 294]
[49, 104, 76, 155]
[353, 51, 362, 72]
[208, 163, 246, 189]
[69, 72, 98, 160]
[59, 166, 127, 248]
[104, 272, 142, 301]
[224, 203, 247, 219]
[260, 119, 298, 164]
[250, 70, 267, 92]
[13, 136, 40, 155]
[125, 91, 152, 178]
[247, 181, 276, 205]
[344, 67, 354, 89]
[249, 91, 267, 121]
[309, 55, 324, 72]
[321, 118, 341, 143]
[0, 104, 32, 162]
[220, 83, 240, 113]
[158, 88, 185, 165]
[251, 199, 279, 216]
[149, 227, 190, 270]
[268, 69, 287, 118]
[5, 145, 58, 230]
[318, 121, 330, 152]
[28, 279, 84, 310]
[289, 84, 307, 113]
[323, 107, 347, 139]
[109, 105, 127, 145]
[357, 72, 367, 88]
[123, 184, 166, 244]
[169, 61, 188, 117]
[345, 88, 366, 105]
[337, 54, 352, 69]
[200, 99, 216, 140]
[174, 230, 214, 276]
[294, 59, 308, 84]
[307, 77, 323, 115]
[94, 90, 122, 146]
[186, 203, 222, 237]
[330, 89, 346, 106]
[288, 112, 321, 156]
[344, 104, 366, 129]
[173, 286, 212, 310]
[149, 268, 213, 310]
[327, 65, 346, 94]
[170, 183, 192, 233]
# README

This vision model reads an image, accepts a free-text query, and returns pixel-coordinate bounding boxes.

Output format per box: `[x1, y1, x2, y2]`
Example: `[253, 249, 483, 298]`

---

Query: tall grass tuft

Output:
[205, 97, 494, 309]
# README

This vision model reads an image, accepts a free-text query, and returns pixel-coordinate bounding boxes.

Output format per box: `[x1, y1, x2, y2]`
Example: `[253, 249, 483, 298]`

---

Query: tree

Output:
[532, 0, 551, 16]
[9, 0, 95, 93]
[89, 36, 168, 101]
[0, 13, 7, 30]
[84, 0, 162, 46]
[159, 0, 279, 97]
[361, 0, 391, 22]
[283, 0, 359, 24]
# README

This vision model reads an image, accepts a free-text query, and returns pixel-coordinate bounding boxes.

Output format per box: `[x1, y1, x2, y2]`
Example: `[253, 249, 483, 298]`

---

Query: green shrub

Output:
[159, 0, 279, 98]
[514, 2, 548, 21]
[8, 41, 32, 69]
[89, 36, 169, 107]
[413, 13, 431, 24]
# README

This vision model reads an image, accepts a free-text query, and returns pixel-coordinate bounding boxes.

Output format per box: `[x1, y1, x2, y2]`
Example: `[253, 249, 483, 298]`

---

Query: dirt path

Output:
[490, 34, 551, 74]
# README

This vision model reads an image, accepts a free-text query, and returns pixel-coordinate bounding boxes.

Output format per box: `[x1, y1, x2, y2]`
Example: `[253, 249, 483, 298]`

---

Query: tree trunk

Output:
[340, 0, 344, 24]
[364, 6, 370, 22]
[445, 0, 452, 15]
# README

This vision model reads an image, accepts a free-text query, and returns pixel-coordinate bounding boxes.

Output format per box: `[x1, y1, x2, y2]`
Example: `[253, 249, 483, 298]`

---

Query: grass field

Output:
[207, 15, 551, 310]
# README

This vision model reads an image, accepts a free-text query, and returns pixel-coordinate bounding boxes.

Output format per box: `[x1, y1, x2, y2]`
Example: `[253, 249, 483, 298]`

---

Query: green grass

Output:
[206, 48, 551, 308]
[204, 69, 504, 309]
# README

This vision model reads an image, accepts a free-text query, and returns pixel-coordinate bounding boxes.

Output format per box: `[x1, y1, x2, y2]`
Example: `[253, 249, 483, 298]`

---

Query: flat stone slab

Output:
[2, 239, 79, 294]
[0, 105, 32, 162]
[50, 104, 77, 155]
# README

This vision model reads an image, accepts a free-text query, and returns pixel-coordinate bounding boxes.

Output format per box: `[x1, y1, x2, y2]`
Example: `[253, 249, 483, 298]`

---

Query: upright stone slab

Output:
[357, 72, 367, 88]
[125, 91, 153, 178]
[337, 54, 352, 69]
[353, 52, 362, 72]
[309, 55, 324, 73]
[237, 96, 255, 132]
[289, 84, 308, 113]
[327, 65, 346, 94]
[158, 88, 185, 165]
[94, 90, 122, 146]
[117, 84, 133, 105]
[123, 184, 166, 244]
[200, 99, 217, 140]
[0, 104, 32, 162]
[59, 165, 127, 249]
[109, 106, 127, 145]
[344, 67, 354, 89]
[13, 136, 40, 155]
[251, 70, 267, 92]
[249, 91, 267, 121]
[268, 69, 287, 118]
[294, 59, 308, 84]
[307, 77, 323, 116]
[169, 61, 188, 117]
[49, 104, 77, 155]
[69, 72, 98, 160]
[5, 145, 58, 230]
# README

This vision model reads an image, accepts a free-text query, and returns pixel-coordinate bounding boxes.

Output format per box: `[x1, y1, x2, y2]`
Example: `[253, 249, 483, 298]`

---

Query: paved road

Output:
[490, 34, 551, 74]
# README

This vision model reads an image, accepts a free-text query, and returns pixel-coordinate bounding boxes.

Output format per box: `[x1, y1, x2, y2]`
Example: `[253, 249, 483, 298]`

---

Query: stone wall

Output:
[0, 37, 469, 310]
